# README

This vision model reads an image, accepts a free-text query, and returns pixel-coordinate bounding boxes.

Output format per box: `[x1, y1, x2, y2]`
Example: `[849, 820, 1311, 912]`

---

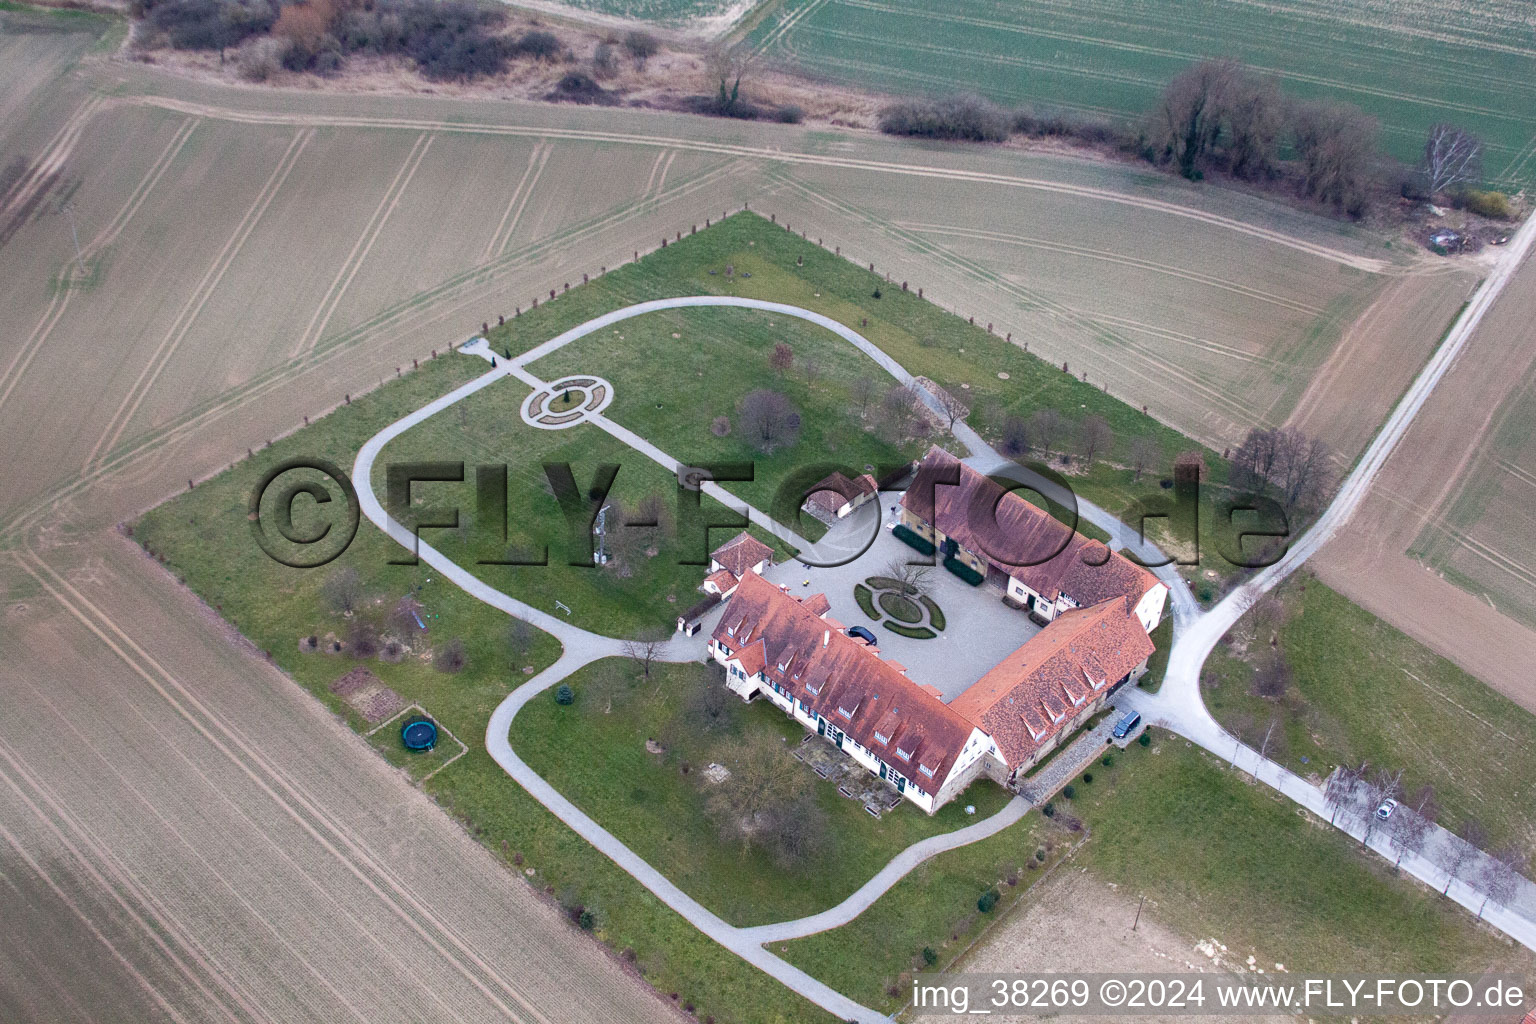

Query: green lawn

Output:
[743, 0, 1536, 186]
[529, 303, 935, 531]
[1071, 739, 1534, 976]
[513, 658, 1012, 926]
[778, 808, 1059, 1013]
[1204, 577, 1536, 852]
[375, 381, 787, 637]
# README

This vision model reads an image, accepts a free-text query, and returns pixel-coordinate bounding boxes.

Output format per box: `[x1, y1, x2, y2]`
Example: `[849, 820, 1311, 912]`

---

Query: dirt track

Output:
[1314, 241, 1536, 712]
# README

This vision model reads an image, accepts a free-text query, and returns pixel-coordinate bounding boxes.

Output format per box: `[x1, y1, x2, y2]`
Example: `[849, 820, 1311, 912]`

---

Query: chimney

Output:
[823, 630, 830, 647]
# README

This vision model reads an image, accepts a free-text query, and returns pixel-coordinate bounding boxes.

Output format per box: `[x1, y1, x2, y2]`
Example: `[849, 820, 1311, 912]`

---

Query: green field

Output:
[1202, 577, 1536, 851]
[744, 0, 1536, 183]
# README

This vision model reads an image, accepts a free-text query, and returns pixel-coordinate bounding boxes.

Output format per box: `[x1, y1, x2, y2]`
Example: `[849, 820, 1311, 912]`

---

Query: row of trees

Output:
[1323, 766, 1528, 921]
[1230, 425, 1331, 510]
[879, 59, 1500, 218]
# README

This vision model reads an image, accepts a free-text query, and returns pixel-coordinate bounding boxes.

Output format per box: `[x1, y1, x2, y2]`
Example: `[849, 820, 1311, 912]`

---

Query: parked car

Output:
[846, 626, 878, 645]
[1375, 798, 1399, 820]
[1111, 710, 1142, 740]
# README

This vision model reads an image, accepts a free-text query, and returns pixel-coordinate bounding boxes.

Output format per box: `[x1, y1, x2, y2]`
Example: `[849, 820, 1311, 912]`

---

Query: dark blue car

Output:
[846, 626, 878, 645]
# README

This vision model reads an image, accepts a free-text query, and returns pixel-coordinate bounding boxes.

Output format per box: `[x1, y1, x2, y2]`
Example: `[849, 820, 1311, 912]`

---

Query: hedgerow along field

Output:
[743, 0, 1536, 184]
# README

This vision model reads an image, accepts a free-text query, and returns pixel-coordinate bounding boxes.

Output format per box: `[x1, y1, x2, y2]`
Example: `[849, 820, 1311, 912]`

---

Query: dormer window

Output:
[873, 731, 889, 745]
[837, 704, 856, 720]
[895, 746, 912, 761]
[806, 679, 823, 695]
[918, 763, 936, 779]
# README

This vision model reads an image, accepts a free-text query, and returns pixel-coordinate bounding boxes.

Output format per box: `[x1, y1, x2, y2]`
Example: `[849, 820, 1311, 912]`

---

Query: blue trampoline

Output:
[401, 716, 438, 751]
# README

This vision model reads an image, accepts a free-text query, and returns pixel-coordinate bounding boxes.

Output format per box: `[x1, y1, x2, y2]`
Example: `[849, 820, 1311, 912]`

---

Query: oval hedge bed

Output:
[877, 591, 923, 623]
[854, 583, 879, 620]
[883, 621, 937, 640]
[919, 595, 945, 631]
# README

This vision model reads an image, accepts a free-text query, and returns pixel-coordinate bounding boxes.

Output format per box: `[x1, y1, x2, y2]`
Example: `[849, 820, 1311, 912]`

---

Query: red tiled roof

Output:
[950, 597, 1154, 770]
[705, 569, 738, 593]
[711, 531, 774, 579]
[710, 573, 975, 796]
[901, 447, 1160, 608]
[802, 593, 831, 616]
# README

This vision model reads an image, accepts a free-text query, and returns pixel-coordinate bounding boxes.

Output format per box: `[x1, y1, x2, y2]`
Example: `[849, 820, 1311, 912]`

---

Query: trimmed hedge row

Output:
[891, 523, 935, 555]
[920, 595, 946, 631]
[943, 556, 984, 586]
[883, 621, 937, 640]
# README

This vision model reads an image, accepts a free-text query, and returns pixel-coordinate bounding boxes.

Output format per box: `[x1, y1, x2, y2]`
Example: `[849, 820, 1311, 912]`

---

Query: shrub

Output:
[709, 415, 730, 437]
[578, 909, 595, 930]
[144, 0, 277, 52]
[1062, 784, 1076, 800]
[237, 36, 284, 80]
[555, 683, 575, 705]
[976, 888, 1000, 913]
[1034, 848, 1046, 862]
[621, 28, 658, 66]
[1462, 189, 1514, 219]
[512, 29, 560, 59]
[1138, 732, 1152, 747]
[774, 104, 804, 124]
[547, 71, 613, 105]
[1041, 802, 1055, 817]
[878, 93, 1011, 142]
[922, 946, 938, 966]
[1101, 754, 1114, 767]
[1082, 772, 1094, 784]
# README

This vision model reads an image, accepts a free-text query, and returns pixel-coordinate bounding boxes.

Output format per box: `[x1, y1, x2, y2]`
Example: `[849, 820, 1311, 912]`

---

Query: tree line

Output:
[1323, 764, 1528, 922]
[880, 58, 1508, 219]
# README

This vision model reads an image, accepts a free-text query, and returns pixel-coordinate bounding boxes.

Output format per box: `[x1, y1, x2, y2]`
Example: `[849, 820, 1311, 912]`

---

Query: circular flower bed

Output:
[878, 591, 923, 623]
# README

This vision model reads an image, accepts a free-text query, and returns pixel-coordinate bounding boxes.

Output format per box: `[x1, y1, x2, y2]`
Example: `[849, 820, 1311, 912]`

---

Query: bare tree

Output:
[1274, 428, 1332, 509]
[882, 556, 936, 596]
[1000, 415, 1030, 457]
[933, 386, 970, 431]
[433, 637, 467, 674]
[1387, 788, 1435, 871]
[1029, 408, 1065, 458]
[850, 375, 876, 416]
[1323, 762, 1362, 826]
[1249, 653, 1291, 699]
[686, 665, 733, 733]
[1155, 58, 1239, 179]
[505, 617, 536, 664]
[1477, 845, 1528, 921]
[622, 629, 668, 679]
[1291, 100, 1378, 214]
[1437, 818, 1487, 895]
[1420, 123, 1483, 196]
[879, 383, 924, 442]
[737, 389, 801, 453]
[322, 567, 363, 615]
[1078, 415, 1114, 470]
[769, 341, 793, 374]
[1223, 70, 1284, 180]
[1129, 435, 1161, 482]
